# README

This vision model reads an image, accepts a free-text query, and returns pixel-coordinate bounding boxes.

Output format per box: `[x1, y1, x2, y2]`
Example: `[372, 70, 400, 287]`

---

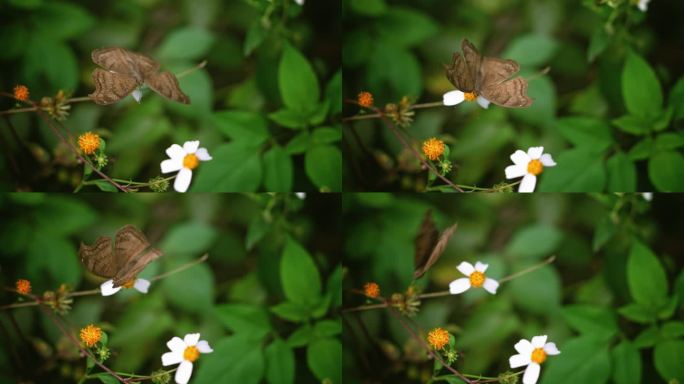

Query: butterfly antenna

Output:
[524, 66, 550, 82]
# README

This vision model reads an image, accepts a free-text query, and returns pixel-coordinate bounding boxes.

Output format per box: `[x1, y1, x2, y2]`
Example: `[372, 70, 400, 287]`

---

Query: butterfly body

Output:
[446, 39, 533, 108]
[89, 47, 190, 105]
[79, 224, 163, 288]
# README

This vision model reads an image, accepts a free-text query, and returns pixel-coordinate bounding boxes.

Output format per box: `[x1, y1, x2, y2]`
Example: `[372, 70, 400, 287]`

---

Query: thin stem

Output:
[0, 301, 40, 310]
[150, 253, 209, 282]
[176, 60, 207, 79]
[498, 255, 556, 283]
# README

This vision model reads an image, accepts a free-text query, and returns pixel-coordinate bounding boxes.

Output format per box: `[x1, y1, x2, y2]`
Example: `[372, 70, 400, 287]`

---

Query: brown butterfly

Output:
[79, 224, 163, 288]
[89, 47, 190, 105]
[445, 39, 533, 108]
[413, 210, 458, 279]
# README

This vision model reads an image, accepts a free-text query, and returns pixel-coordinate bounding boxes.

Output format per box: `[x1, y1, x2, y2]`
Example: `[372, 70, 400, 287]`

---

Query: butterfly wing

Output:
[461, 39, 482, 90]
[480, 76, 533, 108]
[145, 71, 190, 104]
[480, 57, 520, 86]
[112, 225, 162, 286]
[89, 68, 138, 105]
[79, 236, 117, 278]
[445, 52, 474, 92]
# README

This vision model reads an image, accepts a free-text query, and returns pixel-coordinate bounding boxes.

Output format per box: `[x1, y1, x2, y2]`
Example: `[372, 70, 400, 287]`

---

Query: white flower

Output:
[637, 0, 650, 11]
[509, 335, 560, 384]
[295, 0, 304, 5]
[161, 333, 213, 384]
[642, 192, 653, 201]
[443, 90, 491, 109]
[160, 140, 212, 192]
[100, 278, 150, 296]
[504, 146, 556, 193]
[132, 88, 143, 103]
[449, 261, 499, 295]
[295, 192, 306, 200]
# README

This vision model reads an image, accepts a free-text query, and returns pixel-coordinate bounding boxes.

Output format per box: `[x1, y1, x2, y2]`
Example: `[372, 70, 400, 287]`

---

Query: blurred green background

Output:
[343, 193, 684, 383]
[343, 0, 684, 192]
[0, 0, 341, 192]
[0, 193, 341, 383]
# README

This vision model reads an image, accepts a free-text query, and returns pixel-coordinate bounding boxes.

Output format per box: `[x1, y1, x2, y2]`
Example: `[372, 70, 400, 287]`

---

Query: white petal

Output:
[642, 192, 653, 201]
[161, 351, 183, 366]
[474, 261, 488, 272]
[514, 339, 534, 355]
[295, 0, 304, 5]
[183, 140, 200, 154]
[175, 361, 193, 384]
[518, 174, 537, 193]
[540, 153, 556, 167]
[531, 335, 548, 348]
[449, 278, 471, 294]
[510, 149, 531, 166]
[544, 342, 561, 355]
[100, 280, 121, 296]
[638, 0, 649, 11]
[166, 144, 186, 160]
[509, 353, 531, 368]
[527, 146, 544, 160]
[173, 168, 193, 193]
[456, 261, 475, 276]
[483, 278, 499, 294]
[443, 90, 465, 106]
[296, 192, 306, 200]
[134, 278, 150, 293]
[505, 164, 527, 179]
[195, 148, 212, 161]
[167, 337, 186, 352]
[161, 158, 183, 174]
[184, 333, 200, 346]
[196, 340, 213, 353]
[131, 89, 143, 103]
[523, 362, 541, 384]
[476, 96, 491, 109]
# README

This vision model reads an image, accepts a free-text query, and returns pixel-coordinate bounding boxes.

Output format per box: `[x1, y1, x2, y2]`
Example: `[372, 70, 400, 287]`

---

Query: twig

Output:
[150, 253, 209, 282]
[498, 255, 556, 283]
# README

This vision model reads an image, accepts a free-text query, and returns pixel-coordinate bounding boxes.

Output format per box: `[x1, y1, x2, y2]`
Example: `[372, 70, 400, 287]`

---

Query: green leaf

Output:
[367, 44, 422, 99]
[192, 142, 263, 192]
[165, 68, 213, 118]
[161, 263, 214, 313]
[244, 20, 267, 56]
[246, 215, 269, 250]
[349, 0, 387, 15]
[561, 305, 618, 340]
[160, 222, 217, 255]
[654, 132, 684, 151]
[286, 324, 313, 348]
[506, 224, 563, 259]
[503, 34, 559, 66]
[612, 114, 650, 135]
[509, 266, 561, 315]
[33, 197, 97, 236]
[308, 100, 330, 126]
[311, 126, 341, 144]
[313, 320, 341, 337]
[262, 146, 293, 192]
[281, 238, 321, 306]
[542, 336, 611, 384]
[27, 233, 81, 287]
[662, 321, 684, 339]
[306, 338, 341, 383]
[628, 137, 653, 160]
[375, 7, 438, 48]
[32, 2, 95, 40]
[538, 147, 606, 192]
[89, 373, 120, 384]
[271, 301, 310, 322]
[268, 108, 310, 129]
[194, 336, 264, 384]
[325, 71, 342, 115]
[618, 302, 657, 324]
[210, 111, 270, 145]
[654, 340, 684, 382]
[611, 340, 641, 384]
[157, 27, 215, 61]
[622, 52, 663, 118]
[215, 303, 272, 339]
[305, 145, 341, 191]
[278, 45, 320, 111]
[265, 338, 294, 384]
[648, 151, 684, 191]
[588, 26, 609, 62]
[24, 38, 79, 91]
[627, 241, 668, 306]
[606, 152, 636, 192]
[593, 216, 615, 251]
[633, 326, 659, 348]
[653, 106, 673, 131]
[556, 116, 613, 152]
[286, 132, 310, 154]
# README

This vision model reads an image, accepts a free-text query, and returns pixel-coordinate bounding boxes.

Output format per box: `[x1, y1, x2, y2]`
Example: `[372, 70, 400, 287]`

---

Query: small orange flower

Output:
[13, 85, 29, 102]
[422, 138, 445, 161]
[78, 132, 100, 155]
[16, 279, 31, 295]
[363, 282, 380, 298]
[427, 327, 450, 350]
[79, 324, 102, 347]
[357, 91, 374, 108]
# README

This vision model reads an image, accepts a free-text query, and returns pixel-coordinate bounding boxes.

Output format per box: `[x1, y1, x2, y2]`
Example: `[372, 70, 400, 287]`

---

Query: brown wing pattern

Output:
[92, 48, 138, 76]
[145, 71, 190, 104]
[113, 248, 163, 286]
[446, 53, 474, 92]
[480, 57, 520, 86]
[112, 225, 163, 287]
[79, 236, 117, 278]
[89, 69, 138, 105]
[480, 77, 533, 108]
[461, 39, 482, 90]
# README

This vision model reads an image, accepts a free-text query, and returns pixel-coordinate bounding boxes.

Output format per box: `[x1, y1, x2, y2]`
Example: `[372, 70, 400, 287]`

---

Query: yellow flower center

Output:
[469, 271, 485, 287]
[184, 346, 200, 362]
[183, 153, 199, 170]
[78, 132, 101, 155]
[122, 280, 135, 289]
[427, 327, 450, 350]
[531, 347, 547, 364]
[79, 324, 102, 348]
[422, 137, 445, 161]
[464, 92, 477, 101]
[527, 159, 543, 176]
